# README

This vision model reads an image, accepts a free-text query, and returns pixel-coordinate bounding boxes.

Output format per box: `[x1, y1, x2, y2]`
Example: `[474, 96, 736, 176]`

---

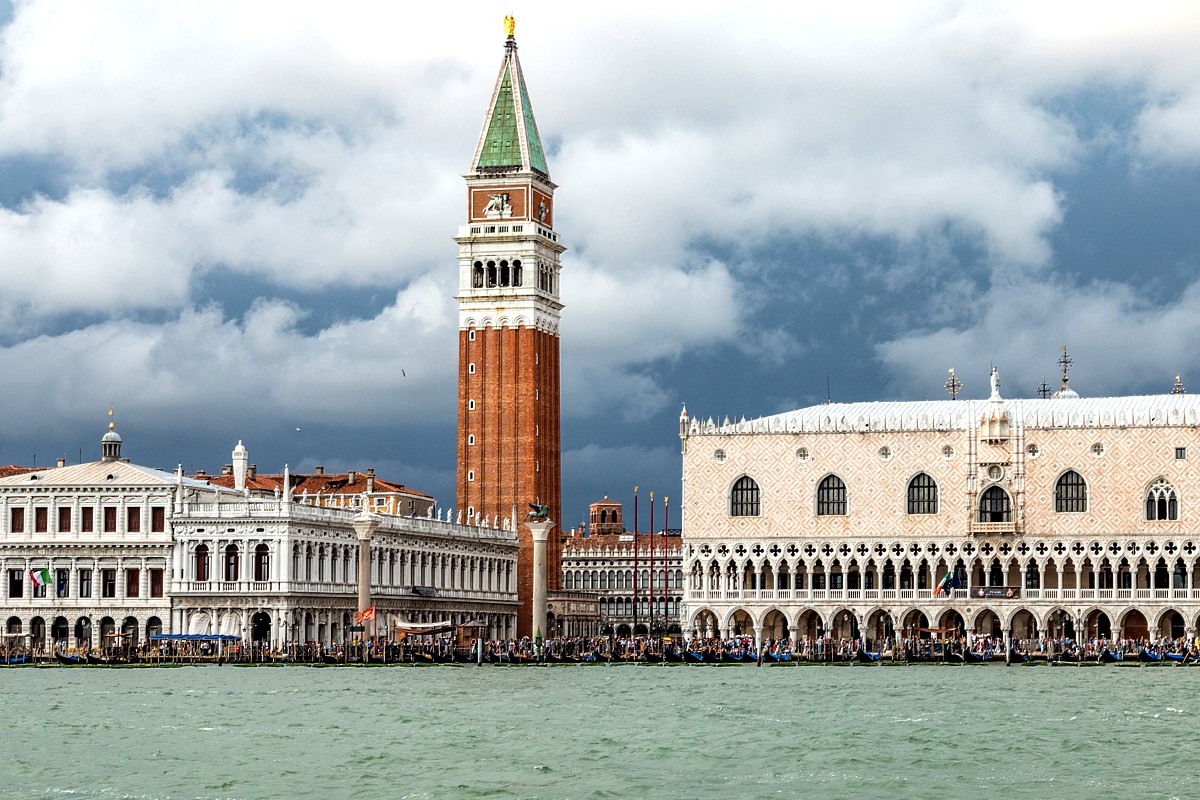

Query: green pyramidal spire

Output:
[474, 35, 550, 177]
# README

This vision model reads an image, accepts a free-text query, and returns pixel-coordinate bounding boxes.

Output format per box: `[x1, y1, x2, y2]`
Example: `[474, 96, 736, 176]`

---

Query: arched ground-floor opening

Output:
[1045, 608, 1076, 640]
[614, 623, 631, 637]
[51, 616, 69, 644]
[1086, 610, 1111, 639]
[828, 608, 858, 640]
[901, 610, 929, 638]
[865, 609, 894, 645]
[146, 616, 163, 639]
[1010, 608, 1038, 639]
[761, 609, 789, 641]
[727, 608, 754, 638]
[1156, 610, 1185, 640]
[691, 608, 718, 638]
[796, 609, 823, 641]
[935, 609, 965, 636]
[74, 617, 91, 649]
[251, 612, 271, 643]
[972, 609, 1001, 638]
[1121, 609, 1149, 641]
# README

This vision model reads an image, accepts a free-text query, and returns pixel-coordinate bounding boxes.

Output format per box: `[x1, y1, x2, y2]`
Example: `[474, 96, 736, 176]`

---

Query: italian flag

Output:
[29, 568, 51, 587]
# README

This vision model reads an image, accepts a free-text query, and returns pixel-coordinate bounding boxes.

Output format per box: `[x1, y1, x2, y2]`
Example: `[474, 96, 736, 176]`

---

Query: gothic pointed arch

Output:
[978, 485, 1011, 523]
[1054, 469, 1088, 513]
[816, 474, 847, 516]
[906, 472, 939, 515]
[729, 475, 761, 517]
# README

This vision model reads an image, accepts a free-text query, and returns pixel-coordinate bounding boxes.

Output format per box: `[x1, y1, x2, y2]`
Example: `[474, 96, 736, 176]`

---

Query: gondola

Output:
[55, 652, 85, 666]
[704, 650, 723, 664]
[1008, 648, 1028, 663]
[686, 651, 705, 664]
[664, 649, 684, 663]
[722, 650, 749, 664]
[945, 651, 965, 664]
[1098, 649, 1122, 664]
[1163, 652, 1186, 663]
[764, 651, 792, 664]
[1137, 648, 1163, 663]
[87, 653, 114, 665]
[854, 649, 881, 664]
[963, 650, 987, 663]
[1, 655, 28, 665]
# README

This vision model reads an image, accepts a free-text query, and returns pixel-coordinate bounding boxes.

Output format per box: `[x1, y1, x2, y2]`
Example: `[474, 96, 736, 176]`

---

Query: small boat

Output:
[1138, 648, 1163, 663]
[686, 651, 705, 664]
[1163, 652, 1186, 663]
[55, 652, 85, 666]
[963, 650, 987, 663]
[1, 655, 28, 665]
[855, 649, 881, 664]
[87, 653, 113, 665]
[1008, 648, 1028, 663]
[945, 651, 964, 664]
[1098, 650, 1121, 664]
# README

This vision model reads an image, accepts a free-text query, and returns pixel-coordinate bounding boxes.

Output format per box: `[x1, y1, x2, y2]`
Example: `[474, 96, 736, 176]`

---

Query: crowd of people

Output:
[7, 631, 1199, 665]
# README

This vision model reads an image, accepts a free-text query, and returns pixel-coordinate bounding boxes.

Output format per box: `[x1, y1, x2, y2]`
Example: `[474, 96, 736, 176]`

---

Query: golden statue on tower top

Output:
[504, 15, 515, 37]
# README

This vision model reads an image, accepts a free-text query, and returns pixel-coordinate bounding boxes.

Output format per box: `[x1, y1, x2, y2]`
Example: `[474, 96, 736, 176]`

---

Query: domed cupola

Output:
[101, 422, 123, 462]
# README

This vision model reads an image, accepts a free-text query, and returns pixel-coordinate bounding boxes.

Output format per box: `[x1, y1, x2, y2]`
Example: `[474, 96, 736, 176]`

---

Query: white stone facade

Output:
[680, 389, 1200, 645]
[0, 441, 519, 652]
[171, 497, 519, 647]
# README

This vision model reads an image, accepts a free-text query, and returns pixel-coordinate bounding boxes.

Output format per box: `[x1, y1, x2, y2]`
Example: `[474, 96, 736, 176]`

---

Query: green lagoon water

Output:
[1, 663, 1197, 799]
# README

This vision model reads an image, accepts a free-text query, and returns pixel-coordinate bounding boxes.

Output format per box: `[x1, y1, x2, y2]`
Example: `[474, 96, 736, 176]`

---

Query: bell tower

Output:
[456, 19, 564, 638]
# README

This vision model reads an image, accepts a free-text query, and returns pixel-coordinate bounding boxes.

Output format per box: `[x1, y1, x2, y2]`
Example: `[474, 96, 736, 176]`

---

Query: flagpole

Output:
[633, 486, 639, 637]
[649, 491, 655, 644]
[663, 497, 669, 636]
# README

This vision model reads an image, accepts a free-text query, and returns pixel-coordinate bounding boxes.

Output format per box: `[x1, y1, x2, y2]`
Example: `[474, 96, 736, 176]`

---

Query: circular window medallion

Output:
[796, 447, 812, 462]
[878, 446, 893, 461]
[713, 449, 727, 463]
[1027, 444, 1040, 459]
[1091, 442, 1105, 458]
[942, 445, 955, 460]
[986, 465, 1004, 481]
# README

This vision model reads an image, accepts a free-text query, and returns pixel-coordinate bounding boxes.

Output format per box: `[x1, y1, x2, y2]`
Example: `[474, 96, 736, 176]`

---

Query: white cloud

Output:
[0, 275, 456, 437]
[877, 277, 1200, 401]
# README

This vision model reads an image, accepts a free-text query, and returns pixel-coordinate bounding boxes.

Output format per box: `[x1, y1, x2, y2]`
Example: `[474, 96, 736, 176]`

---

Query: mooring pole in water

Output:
[1004, 629, 1011, 666]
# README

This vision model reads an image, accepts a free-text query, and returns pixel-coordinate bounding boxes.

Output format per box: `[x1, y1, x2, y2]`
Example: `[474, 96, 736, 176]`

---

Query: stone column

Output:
[527, 519, 554, 640]
[353, 511, 379, 620]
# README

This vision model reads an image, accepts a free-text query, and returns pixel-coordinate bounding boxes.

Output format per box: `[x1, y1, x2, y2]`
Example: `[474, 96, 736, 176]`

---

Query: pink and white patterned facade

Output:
[680, 378, 1200, 644]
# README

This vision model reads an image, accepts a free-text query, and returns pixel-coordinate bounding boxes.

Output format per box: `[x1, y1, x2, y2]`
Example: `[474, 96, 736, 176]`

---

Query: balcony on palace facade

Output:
[971, 522, 1017, 536]
[685, 587, 1197, 604]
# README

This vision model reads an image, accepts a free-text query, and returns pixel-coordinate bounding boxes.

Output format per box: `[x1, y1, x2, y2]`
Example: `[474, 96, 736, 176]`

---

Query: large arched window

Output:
[224, 544, 239, 582]
[906, 473, 939, 514]
[817, 475, 847, 516]
[1146, 478, 1179, 521]
[978, 486, 1011, 522]
[194, 544, 209, 582]
[730, 476, 761, 517]
[1055, 470, 1088, 512]
[254, 544, 270, 582]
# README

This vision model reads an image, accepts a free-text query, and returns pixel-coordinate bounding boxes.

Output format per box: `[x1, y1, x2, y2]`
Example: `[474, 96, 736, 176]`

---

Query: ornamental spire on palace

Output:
[455, 18, 565, 639]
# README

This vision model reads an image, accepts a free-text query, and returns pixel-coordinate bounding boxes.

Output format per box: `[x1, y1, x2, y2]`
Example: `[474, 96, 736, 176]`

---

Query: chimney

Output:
[366, 468, 375, 494]
[315, 465, 324, 475]
[56, 458, 65, 468]
[222, 464, 233, 476]
[348, 470, 358, 485]
[248, 464, 257, 480]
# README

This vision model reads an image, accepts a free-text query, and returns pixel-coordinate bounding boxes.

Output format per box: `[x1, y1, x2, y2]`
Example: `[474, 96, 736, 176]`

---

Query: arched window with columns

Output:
[224, 544, 239, 582]
[254, 544, 269, 582]
[195, 544, 210, 582]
